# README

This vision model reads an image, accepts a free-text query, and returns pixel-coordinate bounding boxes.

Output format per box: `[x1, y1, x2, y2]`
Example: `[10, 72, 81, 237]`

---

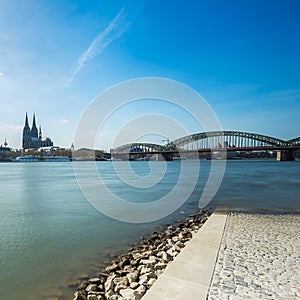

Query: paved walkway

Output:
[208, 213, 300, 300]
[143, 211, 300, 300]
[143, 212, 227, 300]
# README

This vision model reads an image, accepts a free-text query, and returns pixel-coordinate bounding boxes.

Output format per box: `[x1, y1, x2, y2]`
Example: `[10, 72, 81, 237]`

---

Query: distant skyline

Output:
[0, 0, 299, 151]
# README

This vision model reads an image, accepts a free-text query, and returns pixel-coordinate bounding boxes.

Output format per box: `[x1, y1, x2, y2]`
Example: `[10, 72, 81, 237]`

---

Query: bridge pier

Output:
[161, 153, 174, 161]
[276, 150, 294, 161]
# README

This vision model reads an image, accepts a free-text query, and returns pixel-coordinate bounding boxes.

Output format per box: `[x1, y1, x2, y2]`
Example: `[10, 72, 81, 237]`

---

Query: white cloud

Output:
[0, 72, 3, 76]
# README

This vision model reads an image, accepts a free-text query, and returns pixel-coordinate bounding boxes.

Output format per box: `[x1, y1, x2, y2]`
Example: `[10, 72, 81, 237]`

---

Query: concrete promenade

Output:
[143, 212, 227, 300]
[143, 211, 300, 300]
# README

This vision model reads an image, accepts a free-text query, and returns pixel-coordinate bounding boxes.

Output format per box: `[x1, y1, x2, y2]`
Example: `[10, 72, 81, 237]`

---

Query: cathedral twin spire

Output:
[30, 113, 38, 138]
[24, 112, 30, 129]
[23, 113, 38, 136]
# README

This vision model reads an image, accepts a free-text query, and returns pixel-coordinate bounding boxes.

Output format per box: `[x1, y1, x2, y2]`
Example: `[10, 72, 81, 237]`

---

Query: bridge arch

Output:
[288, 137, 300, 146]
[169, 131, 288, 150]
[111, 142, 164, 153]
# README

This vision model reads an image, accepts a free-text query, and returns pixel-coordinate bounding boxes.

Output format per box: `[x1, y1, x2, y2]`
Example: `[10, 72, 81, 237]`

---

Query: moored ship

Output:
[13, 155, 70, 162]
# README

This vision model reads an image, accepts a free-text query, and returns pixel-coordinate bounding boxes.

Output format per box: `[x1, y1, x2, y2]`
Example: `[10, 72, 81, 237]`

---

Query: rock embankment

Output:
[73, 209, 210, 300]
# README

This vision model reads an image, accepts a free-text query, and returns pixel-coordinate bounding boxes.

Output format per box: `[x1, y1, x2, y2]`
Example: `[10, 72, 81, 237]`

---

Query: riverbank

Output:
[72, 209, 210, 300]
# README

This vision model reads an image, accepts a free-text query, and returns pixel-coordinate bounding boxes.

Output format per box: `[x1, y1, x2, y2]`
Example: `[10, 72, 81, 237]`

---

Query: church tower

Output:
[39, 125, 42, 139]
[31, 113, 38, 138]
[22, 113, 31, 149]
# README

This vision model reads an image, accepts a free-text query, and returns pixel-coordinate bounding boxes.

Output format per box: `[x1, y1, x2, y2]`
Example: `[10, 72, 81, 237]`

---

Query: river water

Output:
[0, 160, 299, 299]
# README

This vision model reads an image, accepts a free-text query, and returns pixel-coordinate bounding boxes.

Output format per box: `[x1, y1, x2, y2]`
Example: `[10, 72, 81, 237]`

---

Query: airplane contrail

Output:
[65, 1, 143, 86]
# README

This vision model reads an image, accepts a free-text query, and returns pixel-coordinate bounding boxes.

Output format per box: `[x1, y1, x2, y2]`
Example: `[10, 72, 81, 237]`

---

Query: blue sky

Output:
[0, 0, 299, 150]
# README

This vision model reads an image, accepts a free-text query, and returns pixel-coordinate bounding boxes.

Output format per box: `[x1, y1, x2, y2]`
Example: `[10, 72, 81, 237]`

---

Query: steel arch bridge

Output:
[111, 131, 300, 153]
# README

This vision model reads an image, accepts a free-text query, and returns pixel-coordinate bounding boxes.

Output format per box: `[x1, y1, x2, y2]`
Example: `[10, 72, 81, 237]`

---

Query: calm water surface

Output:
[0, 160, 299, 299]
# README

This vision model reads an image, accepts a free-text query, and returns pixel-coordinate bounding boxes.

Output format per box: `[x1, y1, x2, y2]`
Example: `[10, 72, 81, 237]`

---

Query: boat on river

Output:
[13, 155, 70, 162]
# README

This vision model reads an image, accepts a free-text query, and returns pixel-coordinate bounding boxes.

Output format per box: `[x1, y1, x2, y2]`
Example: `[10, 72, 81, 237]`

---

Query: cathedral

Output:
[22, 113, 53, 150]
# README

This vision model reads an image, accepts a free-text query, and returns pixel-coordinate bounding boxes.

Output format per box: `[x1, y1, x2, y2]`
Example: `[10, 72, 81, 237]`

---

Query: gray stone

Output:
[141, 256, 157, 266]
[136, 284, 146, 295]
[126, 271, 138, 283]
[140, 250, 152, 257]
[130, 282, 139, 289]
[136, 265, 143, 273]
[162, 252, 171, 262]
[132, 253, 141, 260]
[166, 238, 173, 245]
[78, 281, 89, 291]
[143, 271, 157, 279]
[86, 284, 98, 292]
[119, 288, 139, 300]
[113, 277, 128, 285]
[106, 263, 119, 273]
[154, 262, 166, 270]
[166, 249, 176, 257]
[119, 258, 131, 269]
[73, 291, 87, 300]
[147, 278, 156, 288]
[174, 244, 182, 252]
[115, 281, 128, 293]
[138, 274, 149, 285]
[105, 290, 114, 299]
[156, 251, 163, 257]
[172, 236, 179, 242]
[104, 275, 116, 292]
[123, 265, 135, 273]
[140, 266, 152, 275]
[157, 243, 165, 250]
[156, 269, 164, 276]
[89, 278, 101, 285]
